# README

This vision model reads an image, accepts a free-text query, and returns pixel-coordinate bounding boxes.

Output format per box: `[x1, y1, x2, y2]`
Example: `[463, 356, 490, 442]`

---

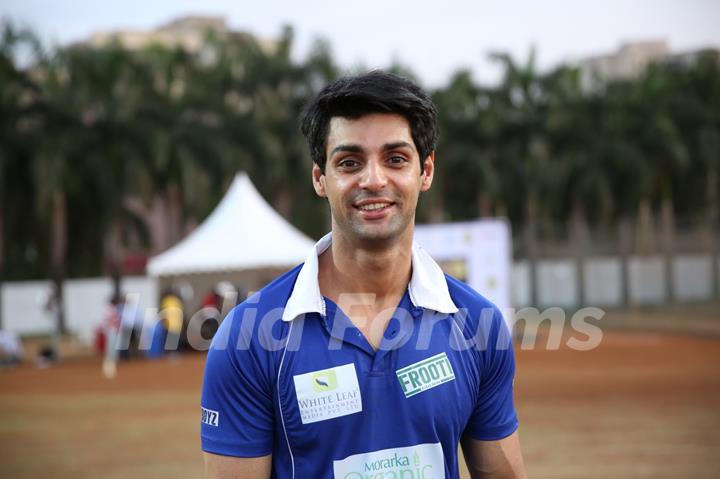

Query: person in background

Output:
[101, 295, 121, 378]
[0, 329, 23, 367]
[159, 288, 184, 356]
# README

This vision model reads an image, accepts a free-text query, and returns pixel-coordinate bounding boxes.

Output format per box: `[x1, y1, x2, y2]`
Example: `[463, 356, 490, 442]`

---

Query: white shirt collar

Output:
[281, 232, 459, 322]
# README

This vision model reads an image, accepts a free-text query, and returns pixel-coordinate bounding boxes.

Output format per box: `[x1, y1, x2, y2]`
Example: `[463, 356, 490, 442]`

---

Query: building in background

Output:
[85, 15, 278, 55]
[577, 40, 719, 91]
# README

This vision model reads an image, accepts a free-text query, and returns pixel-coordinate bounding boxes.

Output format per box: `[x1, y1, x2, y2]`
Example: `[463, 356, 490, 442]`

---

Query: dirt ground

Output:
[1, 309, 719, 478]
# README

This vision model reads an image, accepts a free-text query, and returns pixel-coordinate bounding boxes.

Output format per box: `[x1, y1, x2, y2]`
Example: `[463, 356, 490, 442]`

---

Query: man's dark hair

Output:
[300, 70, 438, 172]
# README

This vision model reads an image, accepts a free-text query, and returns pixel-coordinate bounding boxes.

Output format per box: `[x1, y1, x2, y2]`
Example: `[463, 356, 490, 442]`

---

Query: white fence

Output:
[2, 254, 718, 341]
[512, 254, 720, 308]
[1, 276, 157, 343]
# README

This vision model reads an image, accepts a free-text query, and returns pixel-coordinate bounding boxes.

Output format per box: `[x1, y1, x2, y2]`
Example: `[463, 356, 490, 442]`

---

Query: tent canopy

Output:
[147, 173, 316, 276]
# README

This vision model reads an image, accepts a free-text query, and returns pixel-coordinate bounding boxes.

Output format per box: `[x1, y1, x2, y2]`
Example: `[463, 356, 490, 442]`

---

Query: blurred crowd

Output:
[96, 282, 243, 378]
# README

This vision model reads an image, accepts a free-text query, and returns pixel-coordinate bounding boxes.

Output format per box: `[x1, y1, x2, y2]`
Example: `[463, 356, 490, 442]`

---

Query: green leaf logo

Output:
[312, 369, 338, 392]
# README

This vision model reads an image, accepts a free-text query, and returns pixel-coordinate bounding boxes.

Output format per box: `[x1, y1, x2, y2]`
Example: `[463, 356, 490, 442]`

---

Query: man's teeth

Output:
[359, 203, 390, 211]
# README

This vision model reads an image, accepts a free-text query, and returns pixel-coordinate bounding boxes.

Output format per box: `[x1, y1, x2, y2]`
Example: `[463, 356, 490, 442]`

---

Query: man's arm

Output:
[461, 431, 527, 479]
[204, 452, 272, 479]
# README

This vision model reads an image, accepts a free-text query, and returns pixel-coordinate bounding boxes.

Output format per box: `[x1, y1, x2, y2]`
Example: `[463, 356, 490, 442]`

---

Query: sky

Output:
[2, 0, 719, 87]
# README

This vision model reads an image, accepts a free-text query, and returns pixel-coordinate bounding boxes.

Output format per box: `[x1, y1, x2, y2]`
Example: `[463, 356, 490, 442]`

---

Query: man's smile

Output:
[353, 199, 395, 212]
[352, 199, 397, 220]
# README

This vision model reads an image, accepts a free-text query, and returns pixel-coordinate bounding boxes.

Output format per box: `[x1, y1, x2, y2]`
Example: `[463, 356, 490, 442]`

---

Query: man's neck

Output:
[319, 229, 413, 301]
[318, 228, 414, 349]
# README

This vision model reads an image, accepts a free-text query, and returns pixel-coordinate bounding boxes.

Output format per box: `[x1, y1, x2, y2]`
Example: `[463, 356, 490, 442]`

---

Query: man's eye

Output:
[388, 156, 407, 165]
[338, 158, 360, 168]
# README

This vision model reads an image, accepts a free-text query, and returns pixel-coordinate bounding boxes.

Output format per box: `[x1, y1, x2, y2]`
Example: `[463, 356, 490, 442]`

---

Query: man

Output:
[201, 71, 526, 478]
[159, 288, 184, 355]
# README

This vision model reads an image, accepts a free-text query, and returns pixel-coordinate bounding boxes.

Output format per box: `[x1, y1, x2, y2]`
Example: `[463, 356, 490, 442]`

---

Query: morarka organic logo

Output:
[333, 442, 445, 479]
[343, 452, 433, 478]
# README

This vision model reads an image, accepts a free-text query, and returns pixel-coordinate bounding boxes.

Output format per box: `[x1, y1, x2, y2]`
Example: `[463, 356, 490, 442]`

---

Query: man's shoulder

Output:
[443, 274, 508, 342]
[444, 274, 499, 313]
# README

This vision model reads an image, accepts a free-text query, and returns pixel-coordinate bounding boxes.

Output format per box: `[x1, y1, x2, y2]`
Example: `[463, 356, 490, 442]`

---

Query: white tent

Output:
[147, 173, 316, 277]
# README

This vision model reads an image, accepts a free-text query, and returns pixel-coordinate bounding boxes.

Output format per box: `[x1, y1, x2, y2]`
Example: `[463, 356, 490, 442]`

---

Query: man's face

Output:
[312, 113, 434, 245]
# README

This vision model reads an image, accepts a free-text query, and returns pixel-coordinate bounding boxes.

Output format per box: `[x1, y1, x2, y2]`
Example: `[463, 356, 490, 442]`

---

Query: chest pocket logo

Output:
[396, 352, 456, 398]
[294, 363, 362, 424]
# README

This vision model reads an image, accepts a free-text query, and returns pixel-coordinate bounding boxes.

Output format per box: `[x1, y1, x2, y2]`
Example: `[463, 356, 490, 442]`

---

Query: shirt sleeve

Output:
[200, 305, 275, 457]
[463, 307, 519, 441]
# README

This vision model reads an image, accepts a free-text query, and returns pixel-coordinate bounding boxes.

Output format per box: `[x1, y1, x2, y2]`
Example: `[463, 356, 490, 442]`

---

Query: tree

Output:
[0, 21, 45, 328]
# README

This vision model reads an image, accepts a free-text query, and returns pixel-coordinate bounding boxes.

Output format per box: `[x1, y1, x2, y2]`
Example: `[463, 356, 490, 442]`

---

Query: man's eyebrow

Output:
[330, 144, 364, 158]
[382, 141, 414, 152]
[329, 141, 415, 158]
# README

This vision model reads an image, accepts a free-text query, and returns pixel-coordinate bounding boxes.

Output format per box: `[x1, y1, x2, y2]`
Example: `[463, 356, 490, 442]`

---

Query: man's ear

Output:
[420, 152, 435, 192]
[312, 163, 327, 197]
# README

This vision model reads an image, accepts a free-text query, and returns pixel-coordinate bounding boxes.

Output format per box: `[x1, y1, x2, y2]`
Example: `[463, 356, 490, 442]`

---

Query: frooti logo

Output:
[333, 442, 445, 478]
[312, 370, 338, 392]
[201, 406, 219, 427]
[396, 353, 455, 398]
[294, 364, 362, 424]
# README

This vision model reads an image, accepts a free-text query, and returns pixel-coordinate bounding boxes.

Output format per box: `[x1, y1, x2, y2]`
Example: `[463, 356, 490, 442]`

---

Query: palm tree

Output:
[33, 48, 82, 335]
[489, 49, 549, 306]
[0, 21, 45, 328]
[121, 40, 231, 254]
[433, 69, 499, 222]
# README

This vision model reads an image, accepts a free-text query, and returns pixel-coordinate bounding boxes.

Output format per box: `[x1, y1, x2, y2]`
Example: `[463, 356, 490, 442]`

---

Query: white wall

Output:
[1, 280, 53, 335]
[507, 255, 717, 308]
[584, 257, 623, 307]
[2, 276, 157, 343]
[628, 256, 666, 305]
[511, 261, 531, 308]
[1, 253, 717, 339]
[673, 255, 713, 301]
[537, 260, 578, 308]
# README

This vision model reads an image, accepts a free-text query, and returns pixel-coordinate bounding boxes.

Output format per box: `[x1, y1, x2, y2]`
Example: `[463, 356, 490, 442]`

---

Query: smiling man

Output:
[201, 71, 526, 478]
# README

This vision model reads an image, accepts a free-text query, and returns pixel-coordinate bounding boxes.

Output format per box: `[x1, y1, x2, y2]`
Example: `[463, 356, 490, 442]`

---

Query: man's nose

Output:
[359, 159, 387, 190]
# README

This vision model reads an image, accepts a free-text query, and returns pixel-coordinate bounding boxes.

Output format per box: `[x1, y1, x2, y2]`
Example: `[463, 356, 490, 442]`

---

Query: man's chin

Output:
[348, 224, 409, 246]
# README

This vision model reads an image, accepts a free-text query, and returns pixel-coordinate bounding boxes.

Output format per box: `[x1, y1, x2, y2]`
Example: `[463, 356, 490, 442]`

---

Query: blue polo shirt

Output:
[201, 233, 518, 478]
